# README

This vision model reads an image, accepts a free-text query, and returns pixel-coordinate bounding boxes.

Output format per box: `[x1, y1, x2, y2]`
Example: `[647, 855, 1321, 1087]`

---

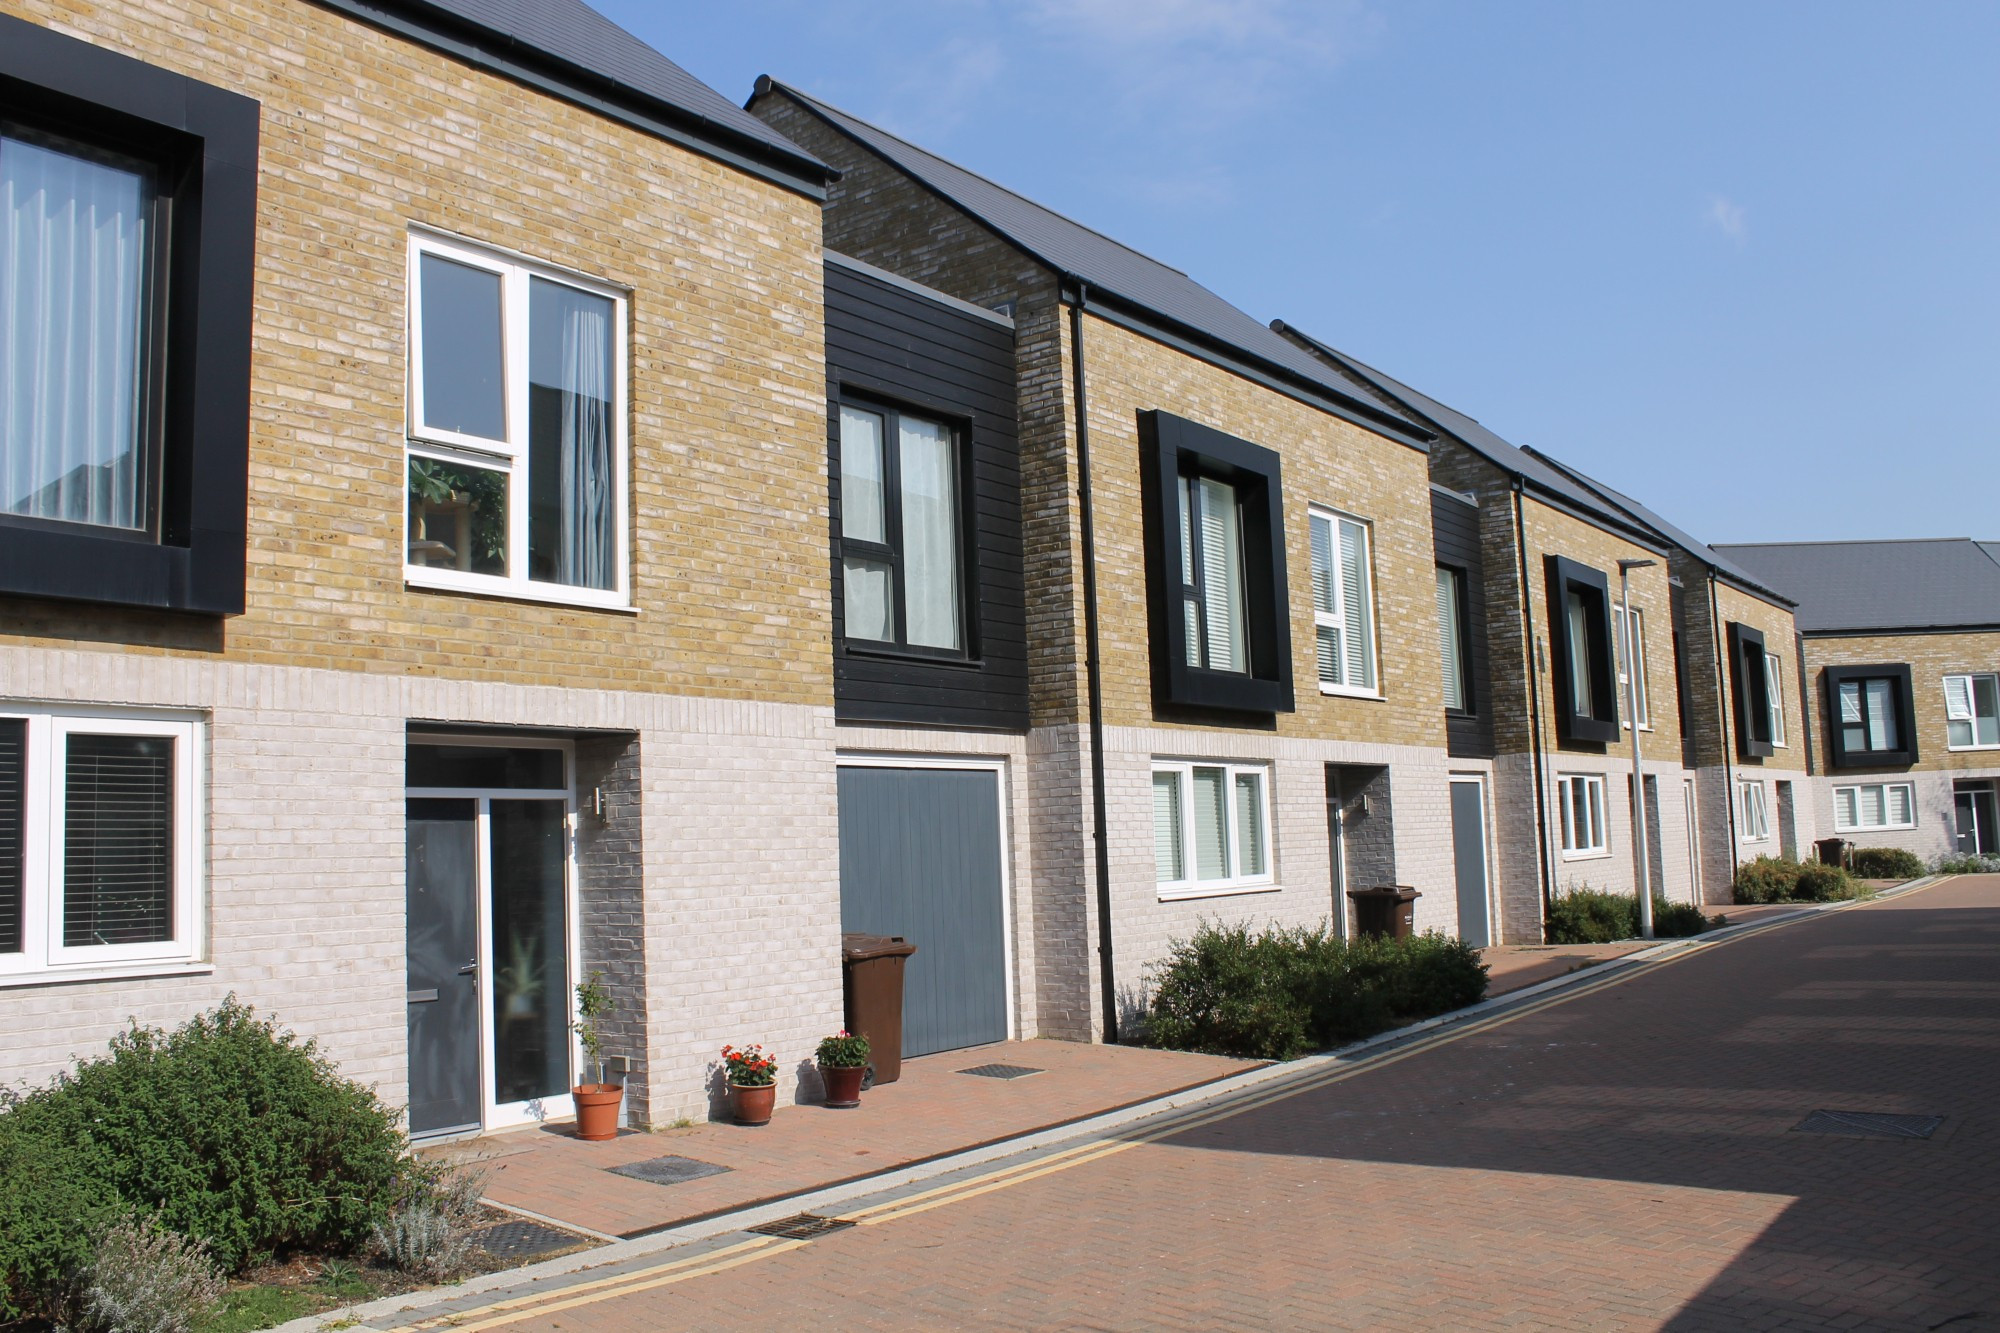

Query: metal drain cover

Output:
[470, 1220, 589, 1259]
[958, 1063, 1045, 1080]
[1793, 1110, 1945, 1140]
[746, 1213, 856, 1240]
[610, 1154, 732, 1186]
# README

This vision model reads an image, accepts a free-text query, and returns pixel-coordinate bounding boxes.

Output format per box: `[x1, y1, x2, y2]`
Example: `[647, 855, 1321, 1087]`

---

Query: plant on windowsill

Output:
[721, 1044, 779, 1127]
[570, 972, 622, 1142]
[815, 1030, 870, 1109]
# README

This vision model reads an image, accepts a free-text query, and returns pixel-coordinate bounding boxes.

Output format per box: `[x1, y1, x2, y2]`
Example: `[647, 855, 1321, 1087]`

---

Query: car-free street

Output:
[363, 877, 2000, 1332]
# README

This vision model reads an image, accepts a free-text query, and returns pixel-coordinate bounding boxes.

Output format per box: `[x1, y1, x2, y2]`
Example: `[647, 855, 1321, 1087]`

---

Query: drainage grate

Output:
[746, 1213, 857, 1241]
[1793, 1110, 1945, 1140]
[469, 1220, 589, 1259]
[957, 1063, 1045, 1080]
[609, 1155, 732, 1187]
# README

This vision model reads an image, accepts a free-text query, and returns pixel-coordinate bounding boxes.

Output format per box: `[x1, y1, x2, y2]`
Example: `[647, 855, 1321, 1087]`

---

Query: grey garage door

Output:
[837, 766, 1008, 1058]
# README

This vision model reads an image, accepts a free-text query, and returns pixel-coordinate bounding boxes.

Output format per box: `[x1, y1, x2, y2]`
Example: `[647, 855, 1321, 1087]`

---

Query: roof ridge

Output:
[1716, 537, 1975, 549]
[762, 78, 1190, 278]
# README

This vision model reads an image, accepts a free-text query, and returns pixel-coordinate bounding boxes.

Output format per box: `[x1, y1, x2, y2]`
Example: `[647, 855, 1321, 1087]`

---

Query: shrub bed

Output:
[1931, 851, 2000, 875]
[1545, 888, 1711, 943]
[1732, 855, 1867, 904]
[1848, 847, 1924, 880]
[1142, 923, 1488, 1061]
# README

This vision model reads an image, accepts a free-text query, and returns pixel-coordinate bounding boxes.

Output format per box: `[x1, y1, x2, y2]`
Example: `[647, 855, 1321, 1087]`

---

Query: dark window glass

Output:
[407, 743, 564, 790]
[0, 719, 23, 954]
[527, 277, 616, 590]
[63, 733, 173, 947]
[489, 799, 569, 1103]
[417, 254, 504, 440]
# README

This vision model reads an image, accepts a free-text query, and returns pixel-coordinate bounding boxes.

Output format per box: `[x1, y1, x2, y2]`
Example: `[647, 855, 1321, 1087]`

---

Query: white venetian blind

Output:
[1310, 512, 1340, 685]
[1233, 772, 1265, 877]
[1152, 771, 1184, 883]
[1191, 766, 1228, 880]
[1197, 478, 1246, 673]
[1436, 567, 1464, 710]
[0, 719, 21, 954]
[1338, 518, 1374, 689]
[62, 733, 174, 947]
[1946, 675, 1975, 748]
[1834, 787, 1858, 829]
[1888, 784, 1914, 825]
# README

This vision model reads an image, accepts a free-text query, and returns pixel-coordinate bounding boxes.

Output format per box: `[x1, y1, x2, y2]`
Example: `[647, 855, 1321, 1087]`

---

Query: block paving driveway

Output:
[377, 877, 2000, 1331]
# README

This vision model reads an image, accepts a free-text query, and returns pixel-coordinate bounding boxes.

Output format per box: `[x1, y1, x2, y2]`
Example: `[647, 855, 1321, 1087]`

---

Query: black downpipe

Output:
[1711, 576, 1740, 849]
[1069, 287, 1119, 1044]
[1514, 481, 1555, 933]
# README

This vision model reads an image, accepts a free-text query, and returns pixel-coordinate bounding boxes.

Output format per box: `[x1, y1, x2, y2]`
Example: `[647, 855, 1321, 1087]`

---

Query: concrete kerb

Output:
[277, 877, 1946, 1333]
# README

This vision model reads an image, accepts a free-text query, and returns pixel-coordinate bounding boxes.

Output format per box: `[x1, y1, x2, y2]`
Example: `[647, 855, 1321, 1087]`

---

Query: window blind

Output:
[1888, 784, 1914, 825]
[0, 720, 22, 954]
[1436, 568, 1464, 710]
[1311, 512, 1339, 685]
[1764, 652, 1782, 744]
[1339, 520, 1374, 689]
[898, 415, 961, 651]
[1864, 680, 1898, 750]
[62, 733, 174, 947]
[1566, 591, 1594, 717]
[1197, 478, 1246, 673]
[1834, 787, 1857, 829]
[1191, 766, 1228, 880]
[1152, 771, 1183, 882]
[1233, 772, 1264, 877]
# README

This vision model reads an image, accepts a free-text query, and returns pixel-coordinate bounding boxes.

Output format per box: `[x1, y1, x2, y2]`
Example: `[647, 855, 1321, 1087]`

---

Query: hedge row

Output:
[1546, 888, 1710, 943]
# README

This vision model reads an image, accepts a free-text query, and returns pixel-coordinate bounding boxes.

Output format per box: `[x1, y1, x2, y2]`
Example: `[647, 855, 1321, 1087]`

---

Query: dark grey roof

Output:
[755, 81, 1427, 445]
[323, 0, 829, 186]
[1980, 541, 2000, 569]
[1711, 539, 2000, 633]
[1522, 450, 1796, 608]
[1270, 321, 1653, 541]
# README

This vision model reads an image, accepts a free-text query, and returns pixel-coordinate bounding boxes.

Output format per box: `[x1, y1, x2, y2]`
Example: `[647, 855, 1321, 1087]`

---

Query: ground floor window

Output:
[1556, 773, 1608, 857]
[1833, 782, 1916, 832]
[0, 706, 200, 981]
[1738, 780, 1770, 842]
[1153, 761, 1273, 897]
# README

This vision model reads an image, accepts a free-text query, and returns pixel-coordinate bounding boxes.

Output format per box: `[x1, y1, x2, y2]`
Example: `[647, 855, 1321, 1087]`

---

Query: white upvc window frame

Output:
[0, 705, 204, 984]
[1832, 782, 1917, 833]
[1765, 651, 1787, 747]
[404, 228, 632, 612]
[1309, 506, 1379, 699]
[1738, 779, 1770, 843]
[1944, 673, 2000, 751]
[1556, 772, 1609, 859]
[1152, 760, 1276, 900]
[1612, 603, 1651, 730]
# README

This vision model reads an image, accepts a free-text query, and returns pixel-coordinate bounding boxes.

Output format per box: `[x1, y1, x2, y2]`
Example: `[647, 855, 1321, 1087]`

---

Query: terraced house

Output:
[1716, 539, 2000, 860]
[747, 81, 1486, 1040]
[0, 0, 855, 1134]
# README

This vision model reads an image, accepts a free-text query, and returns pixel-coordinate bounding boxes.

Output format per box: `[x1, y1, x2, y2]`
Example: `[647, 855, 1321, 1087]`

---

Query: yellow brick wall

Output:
[1803, 630, 2000, 772]
[0, 0, 832, 706]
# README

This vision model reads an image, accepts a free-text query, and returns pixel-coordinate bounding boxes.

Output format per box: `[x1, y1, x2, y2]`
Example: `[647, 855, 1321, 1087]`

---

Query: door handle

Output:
[457, 961, 477, 976]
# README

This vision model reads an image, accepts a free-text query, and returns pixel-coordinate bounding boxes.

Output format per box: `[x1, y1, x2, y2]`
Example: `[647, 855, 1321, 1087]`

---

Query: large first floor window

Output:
[405, 231, 628, 607]
[1612, 603, 1650, 728]
[1310, 507, 1376, 693]
[1766, 653, 1787, 747]
[1945, 673, 2000, 750]
[1839, 677, 1901, 754]
[1738, 779, 1770, 842]
[1181, 474, 1248, 673]
[0, 707, 200, 980]
[838, 398, 965, 654]
[1153, 760, 1273, 897]
[1833, 782, 1915, 832]
[1556, 773, 1608, 858]
[1436, 565, 1468, 712]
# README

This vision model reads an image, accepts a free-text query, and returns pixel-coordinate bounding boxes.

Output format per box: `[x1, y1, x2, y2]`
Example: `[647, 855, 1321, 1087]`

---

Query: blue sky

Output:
[602, 1, 2000, 545]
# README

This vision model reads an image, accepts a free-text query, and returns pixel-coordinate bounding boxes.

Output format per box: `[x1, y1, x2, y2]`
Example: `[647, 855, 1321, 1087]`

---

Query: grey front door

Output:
[1450, 778, 1491, 948]
[838, 766, 1007, 1058]
[406, 798, 481, 1137]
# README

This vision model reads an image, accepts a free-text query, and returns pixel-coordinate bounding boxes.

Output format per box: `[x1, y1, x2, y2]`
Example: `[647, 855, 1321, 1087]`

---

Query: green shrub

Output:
[1652, 898, 1712, 938]
[0, 998, 409, 1280]
[1732, 855, 1803, 904]
[1547, 888, 1711, 942]
[1848, 847, 1924, 880]
[0, 1117, 127, 1320]
[1931, 851, 2000, 875]
[1793, 861, 1866, 902]
[1142, 922, 1488, 1060]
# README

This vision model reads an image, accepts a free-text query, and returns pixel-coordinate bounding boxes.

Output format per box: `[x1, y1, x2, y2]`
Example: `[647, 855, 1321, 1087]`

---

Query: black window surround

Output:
[1728, 622, 1776, 759]
[832, 391, 978, 663]
[1545, 555, 1619, 745]
[1823, 663, 1919, 769]
[0, 15, 258, 616]
[1139, 410, 1293, 715]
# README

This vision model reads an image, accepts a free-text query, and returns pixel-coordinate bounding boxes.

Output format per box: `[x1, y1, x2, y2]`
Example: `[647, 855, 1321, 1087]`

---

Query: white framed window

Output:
[1556, 773, 1608, 858]
[1944, 674, 2000, 750]
[1766, 652, 1786, 747]
[1436, 566, 1468, 712]
[1611, 604, 1651, 729]
[404, 230, 630, 610]
[1310, 507, 1377, 695]
[0, 706, 202, 982]
[1152, 761, 1274, 898]
[1833, 782, 1916, 832]
[1738, 779, 1770, 842]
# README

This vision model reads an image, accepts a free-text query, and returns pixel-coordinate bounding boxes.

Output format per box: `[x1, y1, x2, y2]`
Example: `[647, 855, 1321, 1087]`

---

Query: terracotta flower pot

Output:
[820, 1062, 865, 1108]
[730, 1081, 777, 1126]
[572, 1083, 624, 1141]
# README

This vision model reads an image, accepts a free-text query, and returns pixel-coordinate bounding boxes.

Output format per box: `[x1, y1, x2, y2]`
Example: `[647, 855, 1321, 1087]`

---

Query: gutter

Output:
[1513, 480, 1556, 935]
[1068, 284, 1120, 1044]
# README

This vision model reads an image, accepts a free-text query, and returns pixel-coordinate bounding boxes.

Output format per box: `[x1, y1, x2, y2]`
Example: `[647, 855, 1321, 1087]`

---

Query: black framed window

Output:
[1436, 565, 1469, 713]
[0, 15, 258, 615]
[1546, 556, 1618, 744]
[1139, 410, 1292, 715]
[1824, 664, 1919, 769]
[836, 397, 969, 657]
[1728, 622, 1775, 759]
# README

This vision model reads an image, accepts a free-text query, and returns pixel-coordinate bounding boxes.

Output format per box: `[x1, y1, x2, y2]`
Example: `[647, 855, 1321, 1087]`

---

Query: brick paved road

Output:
[390, 877, 2000, 1331]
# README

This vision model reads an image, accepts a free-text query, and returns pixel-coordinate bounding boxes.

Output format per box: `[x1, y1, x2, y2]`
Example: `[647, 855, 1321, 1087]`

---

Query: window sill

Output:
[1319, 684, 1382, 701]
[1946, 744, 2000, 753]
[0, 959, 213, 991]
[1559, 849, 1612, 862]
[405, 569, 636, 614]
[1157, 880, 1281, 903]
[1834, 826, 1917, 835]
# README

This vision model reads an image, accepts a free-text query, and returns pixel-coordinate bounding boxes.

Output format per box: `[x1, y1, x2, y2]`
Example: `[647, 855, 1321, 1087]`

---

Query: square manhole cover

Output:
[746, 1213, 856, 1240]
[1792, 1110, 1945, 1140]
[957, 1063, 1045, 1080]
[470, 1219, 588, 1259]
[610, 1154, 733, 1186]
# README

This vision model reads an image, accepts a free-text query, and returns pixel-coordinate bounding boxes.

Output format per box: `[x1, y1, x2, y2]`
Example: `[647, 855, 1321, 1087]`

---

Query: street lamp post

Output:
[1619, 558, 1658, 940]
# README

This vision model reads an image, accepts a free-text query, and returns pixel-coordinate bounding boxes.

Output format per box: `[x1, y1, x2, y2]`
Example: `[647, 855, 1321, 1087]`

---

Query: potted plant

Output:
[816, 1029, 870, 1109]
[721, 1043, 778, 1126]
[571, 972, 622, 1141]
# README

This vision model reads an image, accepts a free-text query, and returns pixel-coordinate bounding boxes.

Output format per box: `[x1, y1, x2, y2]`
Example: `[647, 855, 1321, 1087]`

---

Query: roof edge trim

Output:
[826, 250, 1015, 328]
